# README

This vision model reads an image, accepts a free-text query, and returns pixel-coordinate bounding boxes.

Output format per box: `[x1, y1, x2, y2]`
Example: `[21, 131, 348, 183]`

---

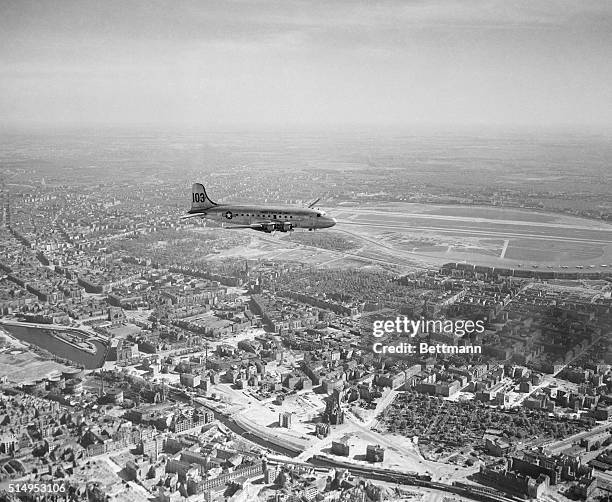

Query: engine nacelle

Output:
[257, 222, 294, 233]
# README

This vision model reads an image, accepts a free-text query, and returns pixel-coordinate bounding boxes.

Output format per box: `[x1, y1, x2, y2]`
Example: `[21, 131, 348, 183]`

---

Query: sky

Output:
[1, 0, 611, 128]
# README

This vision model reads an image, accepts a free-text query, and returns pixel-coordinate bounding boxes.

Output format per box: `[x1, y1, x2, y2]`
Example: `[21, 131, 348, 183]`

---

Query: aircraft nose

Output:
[328, 217, 337, 228]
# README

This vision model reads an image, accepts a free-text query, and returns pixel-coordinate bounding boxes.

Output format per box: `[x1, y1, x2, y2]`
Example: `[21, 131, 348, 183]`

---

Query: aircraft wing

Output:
[181, 214, 284, 232]
[223, 222, 271, 230]
[180, 213, 274, 230]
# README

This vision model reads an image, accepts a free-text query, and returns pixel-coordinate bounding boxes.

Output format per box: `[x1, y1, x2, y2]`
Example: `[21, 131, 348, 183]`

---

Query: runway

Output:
[332, 204, 612, 268]
[338, 219, 612, 245]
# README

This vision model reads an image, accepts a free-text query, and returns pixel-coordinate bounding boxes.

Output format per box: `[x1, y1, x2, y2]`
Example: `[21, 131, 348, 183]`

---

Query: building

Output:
[323, 390, 345, 425]
[0, 433, 19, 455]
[264, 463, 279, 484]
[141, 434, 165, 462]
[331, 440, 350, 457]
[116, 339, 139, 362]
[366, 444, 384, 462]
[315, 423, 330, 438]
[479, 464, 549, 499]
[573, 476, 597, 500]
[484, 435, 512, 457]
[180, 373, 201, 388]
[279, 412, 292, 429]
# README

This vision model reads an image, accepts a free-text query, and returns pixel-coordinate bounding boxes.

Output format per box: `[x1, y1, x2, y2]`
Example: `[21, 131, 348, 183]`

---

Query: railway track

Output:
[309, 455, 520, 502]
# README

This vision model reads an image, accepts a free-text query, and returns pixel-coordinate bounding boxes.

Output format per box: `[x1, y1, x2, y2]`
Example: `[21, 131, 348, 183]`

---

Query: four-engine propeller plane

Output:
[182, 183, 336, 233]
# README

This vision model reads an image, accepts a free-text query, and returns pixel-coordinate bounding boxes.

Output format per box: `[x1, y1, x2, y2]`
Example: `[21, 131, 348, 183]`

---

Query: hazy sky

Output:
[1, 0, 611, 128]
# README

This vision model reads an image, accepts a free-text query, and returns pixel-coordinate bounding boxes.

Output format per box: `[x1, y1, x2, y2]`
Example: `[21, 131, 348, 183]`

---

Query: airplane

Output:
[182, 182, 336, 233]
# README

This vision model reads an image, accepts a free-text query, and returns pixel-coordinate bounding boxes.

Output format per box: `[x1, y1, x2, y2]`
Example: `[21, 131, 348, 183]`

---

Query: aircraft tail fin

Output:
[190, 183, 217, 212]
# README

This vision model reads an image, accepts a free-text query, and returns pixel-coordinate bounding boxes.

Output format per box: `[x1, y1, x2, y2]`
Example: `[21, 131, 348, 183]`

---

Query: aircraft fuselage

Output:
[192, 204, 336, 232]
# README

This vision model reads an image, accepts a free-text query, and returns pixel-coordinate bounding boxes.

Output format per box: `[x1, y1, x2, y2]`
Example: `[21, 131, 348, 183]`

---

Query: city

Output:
[0, 133, 611, 501]
[2, 1, 612, 501]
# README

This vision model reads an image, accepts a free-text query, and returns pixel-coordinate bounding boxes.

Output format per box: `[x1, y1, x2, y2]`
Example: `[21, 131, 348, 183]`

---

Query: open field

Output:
[0, 329, 69, 381]
[0, 351, 67, 382]
[210, 232, 425, 271]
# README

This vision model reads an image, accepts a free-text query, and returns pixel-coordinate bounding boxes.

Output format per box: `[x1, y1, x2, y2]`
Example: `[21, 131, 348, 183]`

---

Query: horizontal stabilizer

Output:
[180, 213, 205, 220]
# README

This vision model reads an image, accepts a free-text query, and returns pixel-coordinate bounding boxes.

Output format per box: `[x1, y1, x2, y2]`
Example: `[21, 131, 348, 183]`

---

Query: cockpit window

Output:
[317, 213, 321, 217]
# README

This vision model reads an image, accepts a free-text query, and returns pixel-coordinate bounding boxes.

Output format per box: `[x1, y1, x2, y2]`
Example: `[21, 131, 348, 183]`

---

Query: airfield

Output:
[208, 203, 612, 272]
[335, 203, 612, 268]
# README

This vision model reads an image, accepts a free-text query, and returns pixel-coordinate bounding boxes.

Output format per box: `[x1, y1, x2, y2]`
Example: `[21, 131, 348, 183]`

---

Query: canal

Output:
[3, 325, 107, 369]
